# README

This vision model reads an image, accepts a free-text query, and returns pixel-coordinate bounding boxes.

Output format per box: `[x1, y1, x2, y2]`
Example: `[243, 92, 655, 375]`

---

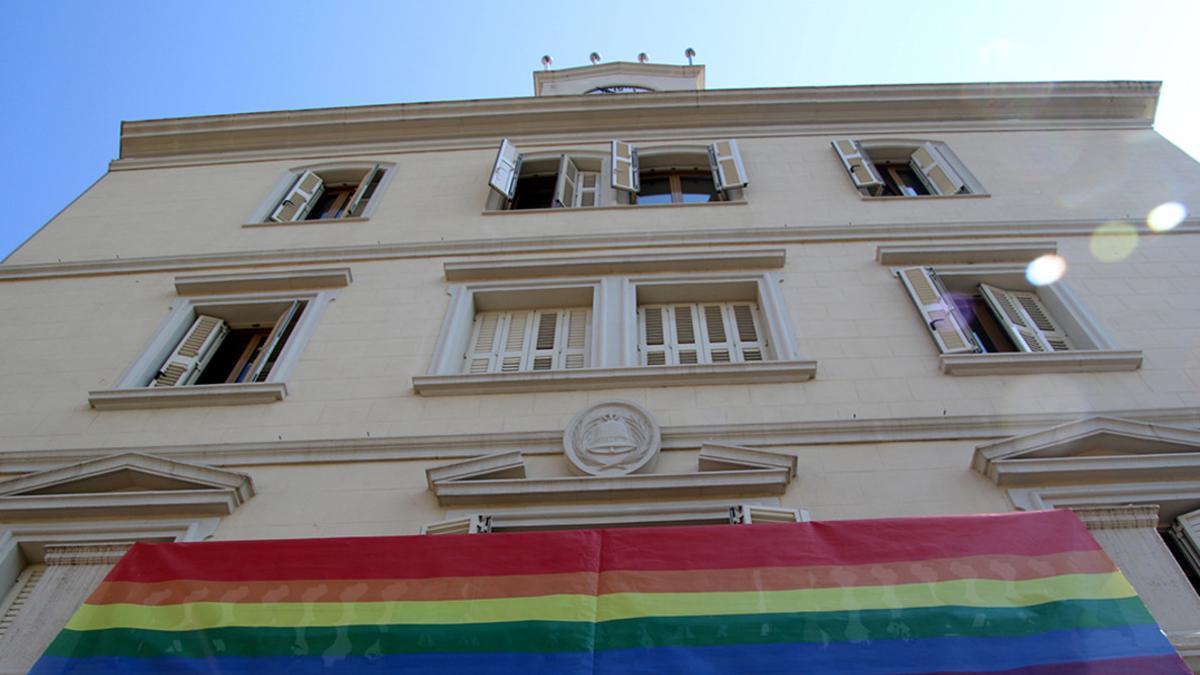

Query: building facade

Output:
[2, 62, 1200, 670]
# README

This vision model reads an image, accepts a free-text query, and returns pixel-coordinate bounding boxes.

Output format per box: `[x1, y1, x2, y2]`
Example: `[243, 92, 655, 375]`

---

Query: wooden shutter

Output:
[730, 505, 801, 524]
[269, 170, 324, 222]
[244, 300, 303, 382]
[730, 303, 766, 361]
[611, 140, 639, 193]
[465, 309, 588, 373]
[910, 142, 966, 195]
[639, 305, 700, 365]
[640, 302, 764, 365]
[897, 267, 978, 355]
[152, 315, 228, 387]
[979, 284, 1072, 353]
[577, 171, 599, 207]
[553, 155, 579, 208]
[0, 565, 45, 640]
[831, 139, 884, 195]
[346, 165, 382, 217]
[640, 306, 670, 366]
[709, 140, 749, 191]
[488, 138, 522, 199]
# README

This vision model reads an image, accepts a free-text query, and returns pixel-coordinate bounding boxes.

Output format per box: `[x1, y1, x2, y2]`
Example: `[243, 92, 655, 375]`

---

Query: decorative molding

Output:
[563, 400, 661, 477]
[427, 498, 791, 534]
[88, 382, 288, 410]
[940, 350, 1143, 375]
[4, 219, 1197, 282]
[0, 407, 1197, 473]
[174, 267, 351, 295]
[443, 249, 784, 281]
[875, 242, 1058, 265]
[698, 443, 798, 479]
[413, 360, 818, 396]
[1008, 482, 1200, 526]
[0, 452, 254, 520]
[115, 81, 1157, 161]
[429, 469, 791, 505]
[0, 519, 219, 563]
[42, 544, 132, 566]
[1070, 505, 1161, 530]
[425, 452, 526, 490]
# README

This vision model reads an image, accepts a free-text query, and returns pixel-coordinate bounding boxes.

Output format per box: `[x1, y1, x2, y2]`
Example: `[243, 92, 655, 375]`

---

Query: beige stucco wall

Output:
[8, 128, 1200, 265]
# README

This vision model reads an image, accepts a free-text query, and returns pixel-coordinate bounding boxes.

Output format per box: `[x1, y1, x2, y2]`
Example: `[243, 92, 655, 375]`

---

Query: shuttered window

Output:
[464, 308, 591, 374]
[638, 302, 766, 366]
[152, 302, 307, 387]
[979, 285, 1073, 353]
[268, 167, 386, 223]
[832, 139, 971, 197]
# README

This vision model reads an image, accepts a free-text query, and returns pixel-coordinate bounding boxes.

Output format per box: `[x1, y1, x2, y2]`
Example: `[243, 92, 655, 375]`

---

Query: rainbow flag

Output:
[33, 509, 1187, 673]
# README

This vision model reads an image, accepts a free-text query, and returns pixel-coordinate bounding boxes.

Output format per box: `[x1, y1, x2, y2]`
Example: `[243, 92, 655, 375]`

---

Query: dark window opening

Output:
[877, 162, 930, 197]
[306, 185, 357, 220]
[951, 294, 1017, 353]
[509, 174, 557, 210]
[1161, 528, 1200, 597]
[194, 303, 307, 384]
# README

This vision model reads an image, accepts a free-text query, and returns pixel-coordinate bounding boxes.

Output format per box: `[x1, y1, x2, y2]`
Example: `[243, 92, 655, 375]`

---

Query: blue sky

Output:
[3, 0, 1197, 259]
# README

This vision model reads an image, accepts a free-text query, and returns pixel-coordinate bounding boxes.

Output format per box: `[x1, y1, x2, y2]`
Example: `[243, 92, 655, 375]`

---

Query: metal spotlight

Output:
[685, 48, 696, 65]
[541, 55, 553, 70]
[589, 52, 601, 65]
[637, 52, 649, 64]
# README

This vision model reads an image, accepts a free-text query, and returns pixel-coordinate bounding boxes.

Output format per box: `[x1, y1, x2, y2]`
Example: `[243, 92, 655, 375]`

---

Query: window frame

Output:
[245, 161, 396, 226]
[832, 138, 987, 199]
[893, 262, 1141, 375]
[417, 269, 812, 395]
[89, 289, 334, 409]
[485, 145, 610, 212]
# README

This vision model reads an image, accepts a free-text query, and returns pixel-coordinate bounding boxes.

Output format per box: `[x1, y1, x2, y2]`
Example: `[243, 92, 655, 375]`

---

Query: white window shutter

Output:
[831, 139, 884, 195]
[562, 308, 590, 369]
[730, 505, 802, 524]
[530, 310, 561, 371]
[488, 138, 522, 199]
[553, 155, 579, 208]
[465, 312, 502, 374]
[611, 140, 639, 193]
[498, 310, 532, 372]
[910, 143, 966, 195]
[244, 301, 303, 383]
[577, 171, 599, 207]
[897, 267, 978, 355]
[346, 165, 382, 217]
[729, 303, 766, 362]
[152, 315, 228, 387]
[699, 304, 734, 363]
[639, 306, 670, 366]
[979, 285, 1071, 353]
[269, 170, 325, 222]
[1171, 509, 1200, 579]
[709, 140, 749, 191]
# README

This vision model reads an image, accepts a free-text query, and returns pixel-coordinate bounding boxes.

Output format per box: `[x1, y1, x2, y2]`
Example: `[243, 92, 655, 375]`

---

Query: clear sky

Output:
[2, 0, 1197, 259]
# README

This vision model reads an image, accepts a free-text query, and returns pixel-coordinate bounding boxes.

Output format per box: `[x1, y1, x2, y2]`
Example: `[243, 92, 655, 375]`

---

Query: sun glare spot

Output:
[1025, 254, 1067, 286]
[1089, 222, 1138, 262]
[1147, 201, 1187, 232]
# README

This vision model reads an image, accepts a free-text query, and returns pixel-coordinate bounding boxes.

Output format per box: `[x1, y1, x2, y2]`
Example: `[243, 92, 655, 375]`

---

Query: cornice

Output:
[117, 81, 1158, 161]
[0, 406, 1195, 473]
[3, 218, 1197, 282]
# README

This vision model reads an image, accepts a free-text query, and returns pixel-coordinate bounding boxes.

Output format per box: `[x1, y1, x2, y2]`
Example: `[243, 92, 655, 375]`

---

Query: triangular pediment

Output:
[973, 417, 1200, 486]
[0, 452, 253, 519]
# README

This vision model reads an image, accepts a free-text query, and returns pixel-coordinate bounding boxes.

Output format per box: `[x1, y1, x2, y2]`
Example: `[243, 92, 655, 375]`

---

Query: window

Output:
[486, 138, 747, 210]
[415, 263, 815, 396]
[614, 140, 748, 205]
[832, 139, 980, 197]
[90, 285, 335, 409]
[465, 308, 591, 373]
[488, 140, 602, 210]
[639, 302, 765, 365]
[260, 164, 388, 223]
[152, 300, 306, 387]
[895, 265, 1141, 374]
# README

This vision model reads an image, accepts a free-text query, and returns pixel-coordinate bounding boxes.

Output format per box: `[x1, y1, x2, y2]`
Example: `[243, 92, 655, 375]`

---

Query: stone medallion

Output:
[563, 400, 661, 476]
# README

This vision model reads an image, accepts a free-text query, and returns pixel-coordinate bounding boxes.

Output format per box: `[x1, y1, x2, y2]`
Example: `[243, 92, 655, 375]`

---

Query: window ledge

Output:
[242, 216, 368, 228]
[88, 382, 288, 410]
[482, 200, 747, 216]
[860, 193, 990, 201]
[413, 360, 817, 396]
[940, 350, 1143, 375]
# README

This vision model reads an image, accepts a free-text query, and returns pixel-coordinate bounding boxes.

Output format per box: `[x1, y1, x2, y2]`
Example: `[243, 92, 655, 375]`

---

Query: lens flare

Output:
[1147, 201, 1187, 232]
[1025, 254, 1067, 286]
[1089, 221, 1138, 262]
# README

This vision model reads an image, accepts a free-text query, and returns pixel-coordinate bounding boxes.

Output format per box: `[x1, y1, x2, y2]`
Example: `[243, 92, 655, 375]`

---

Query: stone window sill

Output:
[413, 360, 818, 396]
[482, 200, 747, 216]
[939, 350, 1143, 375]
[88, 383, 287, 410]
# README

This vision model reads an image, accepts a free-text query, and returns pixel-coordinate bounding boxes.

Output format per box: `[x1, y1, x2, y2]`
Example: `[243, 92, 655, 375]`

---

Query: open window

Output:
[895, 265, 1140, 374]
[832, 139, 980, 197]
[260, 164, 389, 223]
[613, 140, 748, 205]
[487, 139, 602, 210]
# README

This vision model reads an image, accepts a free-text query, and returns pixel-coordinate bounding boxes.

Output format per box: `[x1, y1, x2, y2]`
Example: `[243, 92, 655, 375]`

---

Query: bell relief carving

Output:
[563, 400, 661, 476]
